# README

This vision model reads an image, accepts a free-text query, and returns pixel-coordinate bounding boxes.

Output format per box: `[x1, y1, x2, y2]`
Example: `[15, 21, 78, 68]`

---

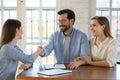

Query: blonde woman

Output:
[83, 16, 118, 67]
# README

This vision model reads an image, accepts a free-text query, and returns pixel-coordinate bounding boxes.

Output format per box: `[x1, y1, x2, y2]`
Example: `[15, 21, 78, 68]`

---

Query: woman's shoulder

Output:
[107, 37, 117, 44]
[89, 37, 95, 44]
[1, 43, 13, 50]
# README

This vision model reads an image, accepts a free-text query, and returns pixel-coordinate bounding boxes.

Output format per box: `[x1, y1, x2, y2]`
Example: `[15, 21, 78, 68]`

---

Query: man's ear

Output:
[70, 19, 74, 25]
[16, 28, 19, 32]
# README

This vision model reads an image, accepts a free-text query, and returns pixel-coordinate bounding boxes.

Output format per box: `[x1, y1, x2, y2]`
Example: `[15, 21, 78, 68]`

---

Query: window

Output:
[3, 0, 17, 7]
[42, 0, 56, 7]
[0, 10, 1, 34]
[111, 11, 120, 39]
[26, 0, 39, 7]
[3, 9, 16, 22]
[96, 0, 120, 62]
[41, 9, 56, 64]
[112, 0, 120, 8]
[42, 9, 56, 43]
[96, 11, 109, 17]
[96, 0, 109, 8]
[0, 0, 1, 7]
[0, 0, 17, 35]
[26, 9, 40, 54]
[25, 0, 56, 64]
[26, 10, 39, 43]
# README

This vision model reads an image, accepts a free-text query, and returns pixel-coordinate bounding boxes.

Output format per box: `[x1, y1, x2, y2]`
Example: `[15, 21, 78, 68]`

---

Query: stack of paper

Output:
[38, 69, 72, 76]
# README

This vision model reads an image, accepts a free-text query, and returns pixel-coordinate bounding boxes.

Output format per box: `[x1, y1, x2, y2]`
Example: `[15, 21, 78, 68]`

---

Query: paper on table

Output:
[44, 64, 66, 70]
[38, 69, 72, 76]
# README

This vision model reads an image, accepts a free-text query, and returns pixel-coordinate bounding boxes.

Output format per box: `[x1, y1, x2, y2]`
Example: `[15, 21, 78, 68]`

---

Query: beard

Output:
[59, 25, 70, 32]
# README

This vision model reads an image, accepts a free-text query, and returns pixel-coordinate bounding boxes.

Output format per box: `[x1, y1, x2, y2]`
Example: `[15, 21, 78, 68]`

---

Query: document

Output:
[38, 69, 72, 76]
[44, 64, 66, 70]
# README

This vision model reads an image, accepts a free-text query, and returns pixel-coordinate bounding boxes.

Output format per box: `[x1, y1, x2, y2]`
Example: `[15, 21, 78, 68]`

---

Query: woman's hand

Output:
[19, 64, 33, 70]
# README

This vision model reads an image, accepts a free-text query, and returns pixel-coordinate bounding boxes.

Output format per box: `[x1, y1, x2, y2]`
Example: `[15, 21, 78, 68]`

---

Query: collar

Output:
[93, 37, 109, 46]
[61, 28, 75, 38]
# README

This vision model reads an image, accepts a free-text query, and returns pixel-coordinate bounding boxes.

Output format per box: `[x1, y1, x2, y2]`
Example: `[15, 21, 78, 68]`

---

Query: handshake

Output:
[19, 46, 45, 70]
[36, 46, 45, 56]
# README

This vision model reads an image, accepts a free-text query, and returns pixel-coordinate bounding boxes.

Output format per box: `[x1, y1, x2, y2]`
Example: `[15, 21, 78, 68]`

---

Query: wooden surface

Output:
[16, 64, 120, 80]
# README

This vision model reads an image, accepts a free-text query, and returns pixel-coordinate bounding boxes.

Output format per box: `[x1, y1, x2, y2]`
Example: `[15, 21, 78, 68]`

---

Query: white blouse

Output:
[90, 37, 118, 67]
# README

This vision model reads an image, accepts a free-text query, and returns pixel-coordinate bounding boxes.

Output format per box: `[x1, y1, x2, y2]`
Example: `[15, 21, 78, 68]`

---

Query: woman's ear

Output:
[102, 25, 105, 31]
[16, 28, 20, 36]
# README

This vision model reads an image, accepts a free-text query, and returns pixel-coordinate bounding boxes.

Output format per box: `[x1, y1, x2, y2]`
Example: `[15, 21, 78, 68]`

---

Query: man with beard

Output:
[39, 9, 91, 69]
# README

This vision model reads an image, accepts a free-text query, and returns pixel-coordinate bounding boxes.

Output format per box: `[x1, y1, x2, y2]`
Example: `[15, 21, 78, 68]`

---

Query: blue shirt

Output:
[43, 28, 91, 63]
[0, 43, 35, 80]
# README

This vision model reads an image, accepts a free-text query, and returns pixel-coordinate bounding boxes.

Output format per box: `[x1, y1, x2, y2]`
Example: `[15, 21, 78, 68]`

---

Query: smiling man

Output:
[40, 9, 91, 69]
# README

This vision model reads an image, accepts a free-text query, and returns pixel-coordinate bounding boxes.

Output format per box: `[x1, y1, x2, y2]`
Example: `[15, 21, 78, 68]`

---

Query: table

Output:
[16, 64, 120, 80]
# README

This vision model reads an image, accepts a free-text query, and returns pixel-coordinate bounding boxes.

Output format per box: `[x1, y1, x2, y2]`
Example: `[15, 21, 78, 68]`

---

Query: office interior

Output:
[0, 0, 120, 74]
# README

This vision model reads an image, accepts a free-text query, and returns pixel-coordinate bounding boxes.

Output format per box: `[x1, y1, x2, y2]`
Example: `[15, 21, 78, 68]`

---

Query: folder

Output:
[38, 69, 72, 76]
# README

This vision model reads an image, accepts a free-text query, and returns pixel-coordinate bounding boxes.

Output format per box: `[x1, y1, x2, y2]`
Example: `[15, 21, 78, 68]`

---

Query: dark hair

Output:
[57, 9, 75, 24]
[0, 19, 21, 47]
[91, 16, 113, 38]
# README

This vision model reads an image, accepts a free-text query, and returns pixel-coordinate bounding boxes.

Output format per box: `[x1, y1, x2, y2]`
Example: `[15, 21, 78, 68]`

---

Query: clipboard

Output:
[38, 69, 72, 76]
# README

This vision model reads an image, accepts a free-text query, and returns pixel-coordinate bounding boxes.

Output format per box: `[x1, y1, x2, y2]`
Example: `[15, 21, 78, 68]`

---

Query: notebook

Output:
[44, 64, 66, 70]
[38, 69, 72, 76]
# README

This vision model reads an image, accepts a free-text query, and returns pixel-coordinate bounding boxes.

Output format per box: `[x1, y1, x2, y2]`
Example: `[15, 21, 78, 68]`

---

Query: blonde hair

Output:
[91, 16, 113, 38]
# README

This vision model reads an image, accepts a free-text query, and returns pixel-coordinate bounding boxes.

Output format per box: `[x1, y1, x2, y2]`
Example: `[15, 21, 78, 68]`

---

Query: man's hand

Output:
[67, 57, 84, 70]
[38, 46, 45, 56]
